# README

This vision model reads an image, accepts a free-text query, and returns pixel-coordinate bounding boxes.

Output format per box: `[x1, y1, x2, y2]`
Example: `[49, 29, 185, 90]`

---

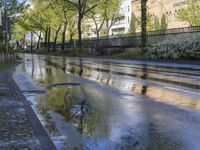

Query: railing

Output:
[0, 52, 16, 64]
[41, 25, 200, 49]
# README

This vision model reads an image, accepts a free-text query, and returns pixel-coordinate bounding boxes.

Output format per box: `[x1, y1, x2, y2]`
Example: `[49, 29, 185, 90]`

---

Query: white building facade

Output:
[110, 0, 132, 35]
[86, 0, 132, 38]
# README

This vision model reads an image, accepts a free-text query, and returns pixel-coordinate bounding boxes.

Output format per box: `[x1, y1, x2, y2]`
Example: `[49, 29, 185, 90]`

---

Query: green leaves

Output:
[0, 0, 28, 20]
[177, 0, 200, 26]
[129, 13, 137, 33]
[136, 13, 168, 31]
[12, 0, 123, 46]
[160, 14, 167, 30]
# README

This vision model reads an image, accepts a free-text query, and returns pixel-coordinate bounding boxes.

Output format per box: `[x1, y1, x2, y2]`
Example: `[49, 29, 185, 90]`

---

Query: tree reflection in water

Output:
[79, 58, 83, 77]
[20, 54, 200, 149]
[70, 98, 89, 134]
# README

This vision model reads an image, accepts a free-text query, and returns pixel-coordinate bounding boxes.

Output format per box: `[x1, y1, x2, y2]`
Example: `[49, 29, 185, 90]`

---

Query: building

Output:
[86, 0, 132, 38]
[110, 0, 132, 35]
[83, 18, 98, 38]
[132, 0, 195, 31]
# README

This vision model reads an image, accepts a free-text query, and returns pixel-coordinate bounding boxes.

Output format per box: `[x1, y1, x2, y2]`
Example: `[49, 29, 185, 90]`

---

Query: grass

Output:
[24, 47, 149, 60]
[0, 60, 18, 70]
[25, 48, 92, 57]
[104, 48, 148, 59]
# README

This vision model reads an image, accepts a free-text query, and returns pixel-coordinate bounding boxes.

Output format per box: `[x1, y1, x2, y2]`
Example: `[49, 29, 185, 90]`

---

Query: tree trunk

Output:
[31, 32, 33, 52]
[36, 31, 42, 50]
[106, 19, 110, 37]
[70, 33, 74, 46]
[141, 0, 147, 48]
[53, 26, 61, 52]
[70, 34, 73, 42]
[93, 16, 100, 39]
[78, 15, 83, 48]
[96, 31, 100, 39]
[44, 27, 48, 51]
[22, 35, 26, 50]
[61, 24, 67, 52]
[47, 27, 51, 52]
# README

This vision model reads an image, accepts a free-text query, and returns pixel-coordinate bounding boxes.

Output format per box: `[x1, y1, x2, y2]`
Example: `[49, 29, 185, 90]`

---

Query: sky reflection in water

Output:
[15, 54, 200, 150]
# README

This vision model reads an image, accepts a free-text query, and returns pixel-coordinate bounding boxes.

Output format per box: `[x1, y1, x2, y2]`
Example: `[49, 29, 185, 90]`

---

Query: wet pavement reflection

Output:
[14, 54, 200, 150]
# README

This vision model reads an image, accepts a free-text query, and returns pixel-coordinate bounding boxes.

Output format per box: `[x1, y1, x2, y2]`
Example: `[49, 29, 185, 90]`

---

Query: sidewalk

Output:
[0, 66, 56, 150]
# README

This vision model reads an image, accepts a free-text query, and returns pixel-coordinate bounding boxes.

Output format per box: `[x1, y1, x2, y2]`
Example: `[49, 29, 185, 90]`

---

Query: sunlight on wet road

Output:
[13, 54, 200, 150]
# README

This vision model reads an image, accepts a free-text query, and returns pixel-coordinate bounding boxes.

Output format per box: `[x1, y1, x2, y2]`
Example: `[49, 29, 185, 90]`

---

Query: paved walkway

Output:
[0, 67, 56, 150]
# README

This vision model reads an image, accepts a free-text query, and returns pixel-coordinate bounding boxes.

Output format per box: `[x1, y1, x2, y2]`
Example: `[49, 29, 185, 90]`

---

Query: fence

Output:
[41, 25, 200, 49]
[0, 52, 16, 64]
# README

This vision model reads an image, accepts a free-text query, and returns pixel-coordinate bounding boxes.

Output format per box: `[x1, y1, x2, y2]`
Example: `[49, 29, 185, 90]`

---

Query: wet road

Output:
[13, 54, 200, 150]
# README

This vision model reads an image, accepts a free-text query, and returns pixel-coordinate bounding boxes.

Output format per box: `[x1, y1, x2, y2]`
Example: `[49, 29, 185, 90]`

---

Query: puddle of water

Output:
[14, 54, 200, 150]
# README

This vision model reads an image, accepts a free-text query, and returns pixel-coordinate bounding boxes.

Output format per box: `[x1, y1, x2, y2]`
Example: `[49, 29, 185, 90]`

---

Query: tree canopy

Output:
[177, 0, 200, 26]
[0, 0, 28, 20]
[12, 0, 123, 50]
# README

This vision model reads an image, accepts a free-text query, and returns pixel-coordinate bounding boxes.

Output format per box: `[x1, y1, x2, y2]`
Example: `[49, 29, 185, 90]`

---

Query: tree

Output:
[87, 0, 121, 38]
[0, 26, 4, 43]
[146, 13, 154, 31]
[13, 1, 48, 51]
[100, 0, 121, 37]
[154, 16, 160, 30]
[50, 0, 74, 51]
[67, 15, 78, 44]
[0, 0, 28, 51]
[137, 13, 168, 31]
[88, 11, 105, 39]
[0, 0, 28, 20]
[137, 13, 155, 31]
[141, 0, 148, 48]
[65, 0, 100, 47]
[177, 0, 200, 26]
[14, 0, 65, 52]
[129, 13, 137, 33]
[160, 14, 168, 30]
[14, 13, 39, 52]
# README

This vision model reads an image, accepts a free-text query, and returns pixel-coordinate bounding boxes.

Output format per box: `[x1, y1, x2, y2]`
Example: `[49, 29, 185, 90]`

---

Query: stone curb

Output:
[8, 70, 57, 150]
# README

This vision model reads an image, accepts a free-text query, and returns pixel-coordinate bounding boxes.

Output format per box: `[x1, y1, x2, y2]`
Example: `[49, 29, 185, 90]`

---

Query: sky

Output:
[18, 0, 29, 3]
[18, 0, 25, 2]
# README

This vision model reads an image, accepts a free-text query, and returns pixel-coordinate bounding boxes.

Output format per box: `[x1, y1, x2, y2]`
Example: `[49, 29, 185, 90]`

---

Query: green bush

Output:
[0, 44, 15, 53]
[8, 44, 15, 53]
[107, 48, 147, 59]
[0, 44, 6, 52]
[148, 35, 200, 60]
[0, 26, 4, 43]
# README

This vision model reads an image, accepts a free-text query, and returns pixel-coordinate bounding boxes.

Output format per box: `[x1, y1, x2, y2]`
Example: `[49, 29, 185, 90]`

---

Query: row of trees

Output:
[0, 0, 28, 52]
[0, 26, 16, 63]
[140, 0, 200, 47]
[129, 13, 168, 33]
[13, 0, 123, 51]
[9, 0, 200, 51]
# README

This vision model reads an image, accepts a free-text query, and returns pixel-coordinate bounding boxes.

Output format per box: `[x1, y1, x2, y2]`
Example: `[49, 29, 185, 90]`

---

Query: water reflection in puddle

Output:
[15, 54, 200, 150]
